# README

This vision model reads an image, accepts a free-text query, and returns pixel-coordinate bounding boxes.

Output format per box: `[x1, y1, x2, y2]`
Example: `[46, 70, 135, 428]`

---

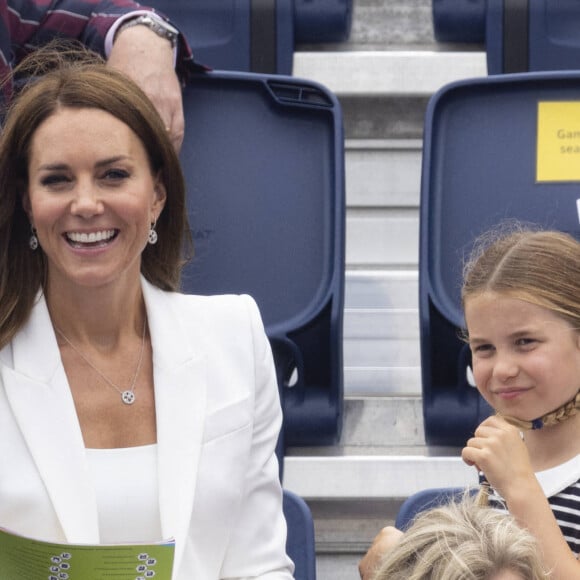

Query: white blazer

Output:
[0, 279, 294, 579]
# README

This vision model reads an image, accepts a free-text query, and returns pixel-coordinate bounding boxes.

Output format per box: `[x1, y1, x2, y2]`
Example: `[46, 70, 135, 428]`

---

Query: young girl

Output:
[461, 227, 580, 579]
[359, 226, 580, 580]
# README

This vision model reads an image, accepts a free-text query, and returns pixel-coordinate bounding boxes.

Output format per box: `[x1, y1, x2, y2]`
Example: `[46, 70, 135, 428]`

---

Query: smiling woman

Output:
[0, 47, 294, 579]
[24, 107, 166, 293]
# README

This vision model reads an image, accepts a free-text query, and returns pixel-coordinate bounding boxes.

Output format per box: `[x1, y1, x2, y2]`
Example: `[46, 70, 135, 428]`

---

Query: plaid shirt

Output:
[0, 0, 197, 99]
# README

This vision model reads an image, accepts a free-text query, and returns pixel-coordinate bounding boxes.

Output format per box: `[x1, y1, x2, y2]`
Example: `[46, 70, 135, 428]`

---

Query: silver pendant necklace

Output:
[55, 319, 147, 405]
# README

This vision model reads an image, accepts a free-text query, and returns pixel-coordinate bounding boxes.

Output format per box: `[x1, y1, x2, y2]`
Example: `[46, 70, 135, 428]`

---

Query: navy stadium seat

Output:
[294, 0, 352, 44]
[432, 0, 486, 44]
[420, 71, 580, 445]
[178, 70, 345, 448]
[149, 0, 353, 74]
[283, 489, 316, 580]
[395, 487, 467, 531]
[433, 0, 580, 74]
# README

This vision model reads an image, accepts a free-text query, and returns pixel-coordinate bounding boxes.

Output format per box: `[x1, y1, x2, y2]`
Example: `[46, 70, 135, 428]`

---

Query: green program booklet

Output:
[0, 527, 175, 580]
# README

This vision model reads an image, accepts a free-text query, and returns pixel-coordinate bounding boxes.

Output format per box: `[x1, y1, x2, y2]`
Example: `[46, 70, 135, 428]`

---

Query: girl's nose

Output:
[492, 352, 519, 382]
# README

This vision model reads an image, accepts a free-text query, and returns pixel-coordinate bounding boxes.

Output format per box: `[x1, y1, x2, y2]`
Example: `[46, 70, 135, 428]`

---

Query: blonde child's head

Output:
[371, 496, 548, 580]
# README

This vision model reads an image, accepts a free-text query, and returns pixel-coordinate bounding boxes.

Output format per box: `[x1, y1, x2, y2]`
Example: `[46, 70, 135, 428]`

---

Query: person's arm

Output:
[359, 526, 404, 580]
[462, 415, 580, 579]
[9, 0, 198, 150]
[10, 0, 150, 58]
[107, 15, 185, 151]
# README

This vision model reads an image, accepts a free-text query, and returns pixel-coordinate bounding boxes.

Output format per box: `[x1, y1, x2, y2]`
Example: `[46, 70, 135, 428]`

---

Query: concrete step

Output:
[298, 0, 453, 51]
[285, 397, 476, 501]
[294, 51, 487, 97]
[345, 140, 421, 269]
[344, 139, 422, 397]
[288, 6, 487, 576]
[310, 497, 402, 580]
[345, 139, 422, 274]
[286, 449, 479, 579]
[346, 139, 421, 207]
[344, 271, 419, 397]
[284, 397, 479, 579]
[285, 449, 476, 499]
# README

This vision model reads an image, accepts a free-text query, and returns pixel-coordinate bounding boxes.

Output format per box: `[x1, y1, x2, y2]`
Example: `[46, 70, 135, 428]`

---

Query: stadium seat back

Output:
[179, 70, 345, 446]
[420, 71, 580, 445]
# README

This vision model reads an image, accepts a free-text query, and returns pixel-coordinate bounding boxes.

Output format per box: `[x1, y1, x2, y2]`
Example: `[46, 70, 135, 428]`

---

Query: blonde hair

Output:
[461, 225, 580, 429]
[500, 391, 580, 431]
[371, 497, 549, 580]
[461, 225, 580, 332]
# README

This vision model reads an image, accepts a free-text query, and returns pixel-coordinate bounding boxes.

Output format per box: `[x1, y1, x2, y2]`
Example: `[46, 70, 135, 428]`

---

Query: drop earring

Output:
[148, 221, 158, 245]
[29, 226, 38, 250]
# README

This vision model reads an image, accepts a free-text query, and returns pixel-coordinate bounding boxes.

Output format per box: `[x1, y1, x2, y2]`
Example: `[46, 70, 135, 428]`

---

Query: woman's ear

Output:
[152, 174, 167, 217]
[21, 190, 32, 220]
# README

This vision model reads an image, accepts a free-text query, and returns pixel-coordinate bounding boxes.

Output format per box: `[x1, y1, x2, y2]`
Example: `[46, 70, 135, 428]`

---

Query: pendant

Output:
[121, 390, 136, 405]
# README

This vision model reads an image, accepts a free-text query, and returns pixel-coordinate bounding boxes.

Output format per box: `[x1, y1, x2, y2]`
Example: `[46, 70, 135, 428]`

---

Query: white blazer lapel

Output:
[3, 283, 209, 557]
[142, 282, 207, 571]
[1, 295, 99, 542]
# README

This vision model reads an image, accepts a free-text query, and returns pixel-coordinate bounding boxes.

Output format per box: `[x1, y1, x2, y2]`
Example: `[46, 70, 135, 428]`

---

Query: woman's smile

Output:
[24, 107, 166, 291]
[65, 229, 119, 248]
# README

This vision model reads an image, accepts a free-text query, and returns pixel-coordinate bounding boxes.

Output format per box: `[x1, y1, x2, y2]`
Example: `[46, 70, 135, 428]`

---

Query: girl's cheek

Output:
[471, 363, 487, 390]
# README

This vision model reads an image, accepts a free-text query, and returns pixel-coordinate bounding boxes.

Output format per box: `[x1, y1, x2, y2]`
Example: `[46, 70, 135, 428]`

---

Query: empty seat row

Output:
[434, 0, 580, 74]
[174, 0, 580, 459]
[149, 0, 352, 74]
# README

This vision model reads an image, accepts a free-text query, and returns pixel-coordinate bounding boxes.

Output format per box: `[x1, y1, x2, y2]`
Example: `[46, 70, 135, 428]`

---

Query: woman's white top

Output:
[85, 444, 163, 543]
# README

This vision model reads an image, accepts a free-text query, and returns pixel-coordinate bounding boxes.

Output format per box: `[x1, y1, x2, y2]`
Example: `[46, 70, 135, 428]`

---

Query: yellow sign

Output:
[537, 101, 580, 182]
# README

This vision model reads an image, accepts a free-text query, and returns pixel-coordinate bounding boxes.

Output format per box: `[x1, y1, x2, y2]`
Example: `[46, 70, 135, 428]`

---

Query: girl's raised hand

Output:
[461, 415, 535, 500]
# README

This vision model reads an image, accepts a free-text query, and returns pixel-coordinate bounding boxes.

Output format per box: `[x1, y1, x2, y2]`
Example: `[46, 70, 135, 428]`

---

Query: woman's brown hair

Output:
[0, 44, 193, 348]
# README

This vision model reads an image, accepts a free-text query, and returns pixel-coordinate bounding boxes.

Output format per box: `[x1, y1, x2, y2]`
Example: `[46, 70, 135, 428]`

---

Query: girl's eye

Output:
[471, 343, 494, 356]
[515, 337, 536, 348]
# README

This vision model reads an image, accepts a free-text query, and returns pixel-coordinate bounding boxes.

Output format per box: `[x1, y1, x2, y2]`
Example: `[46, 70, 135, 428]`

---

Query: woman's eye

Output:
[40, 174, 69, 187]
[103, 169, 130, 180]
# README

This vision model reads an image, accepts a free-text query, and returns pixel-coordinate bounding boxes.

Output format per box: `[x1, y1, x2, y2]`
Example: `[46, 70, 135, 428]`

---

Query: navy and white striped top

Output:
[486, 454, 580, 556]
